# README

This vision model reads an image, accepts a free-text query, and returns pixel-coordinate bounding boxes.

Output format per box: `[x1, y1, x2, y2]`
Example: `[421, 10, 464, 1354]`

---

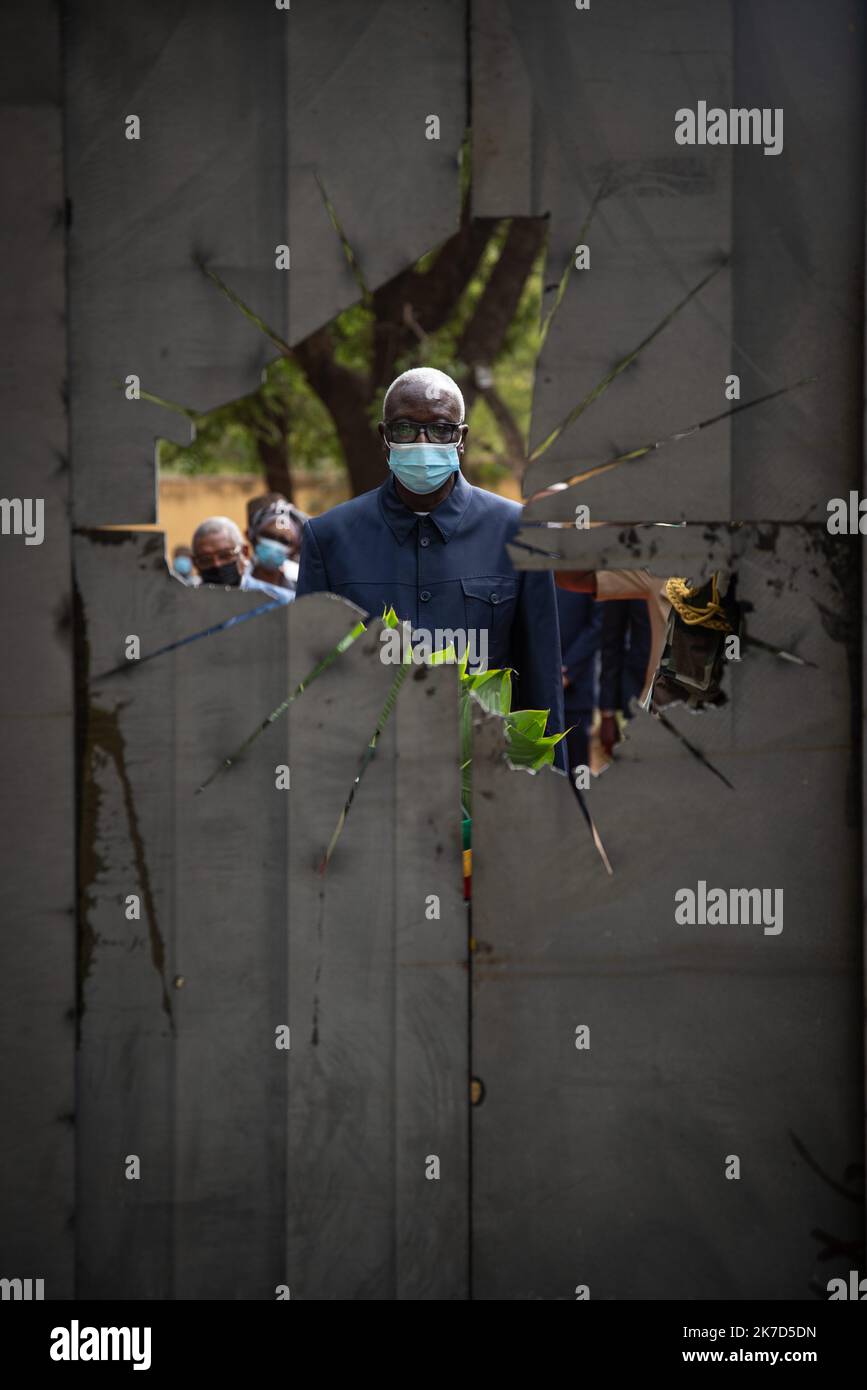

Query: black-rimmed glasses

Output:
[384, 418, 463, 445]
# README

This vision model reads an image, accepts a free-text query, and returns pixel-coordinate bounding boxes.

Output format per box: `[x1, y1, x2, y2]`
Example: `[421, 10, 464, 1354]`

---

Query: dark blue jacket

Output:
[296, 471, 565, 749]
[599, 598, 651, 713]
[557, 590, 601, 712]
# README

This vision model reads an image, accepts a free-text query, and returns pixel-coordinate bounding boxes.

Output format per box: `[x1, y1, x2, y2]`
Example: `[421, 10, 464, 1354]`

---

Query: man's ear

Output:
[458, 423, 468, 457]
[378, 422, 389, 456]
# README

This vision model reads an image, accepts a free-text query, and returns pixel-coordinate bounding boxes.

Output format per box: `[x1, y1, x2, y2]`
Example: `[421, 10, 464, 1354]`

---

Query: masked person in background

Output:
[247, 494, 306, 596]
[191, 516, 292, 605]
[296, 367, 565, 757]
[171, 543, 199, 586]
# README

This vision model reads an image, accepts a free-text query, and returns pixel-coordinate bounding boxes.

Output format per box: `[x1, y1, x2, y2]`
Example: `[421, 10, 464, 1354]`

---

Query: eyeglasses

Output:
[193, 544, 241, 566]
[385, 418, 463, 445]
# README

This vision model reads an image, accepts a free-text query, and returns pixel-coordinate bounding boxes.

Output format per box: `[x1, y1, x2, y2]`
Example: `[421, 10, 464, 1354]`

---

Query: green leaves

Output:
[504, 710, 566, 771]
[458, 660, 565, 816]
[463, 666, 513, 715]
[199, 598, 566, 870]
[202, 597, 564, 856]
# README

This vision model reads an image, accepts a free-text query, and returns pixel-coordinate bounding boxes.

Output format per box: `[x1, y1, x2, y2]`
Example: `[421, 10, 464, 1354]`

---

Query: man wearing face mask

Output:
[296, 367, 564, 755]
[247, 495, 305, 595]
[171, 544, 199, 586]
[191, 516, 292, 604]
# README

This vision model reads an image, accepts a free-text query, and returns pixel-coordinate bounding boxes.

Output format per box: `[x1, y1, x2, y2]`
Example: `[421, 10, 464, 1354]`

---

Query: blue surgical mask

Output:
[173, 556, 192, 576]
[255, 537, 290, 569]
[387, 442, 460, 496]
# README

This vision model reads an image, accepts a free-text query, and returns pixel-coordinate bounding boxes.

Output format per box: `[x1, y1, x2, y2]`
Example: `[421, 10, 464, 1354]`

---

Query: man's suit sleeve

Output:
[561, 600, 602, 683]
[599, 600, 628, 712]
[295, 521, 329, 598]
[514, 568, 567, 771]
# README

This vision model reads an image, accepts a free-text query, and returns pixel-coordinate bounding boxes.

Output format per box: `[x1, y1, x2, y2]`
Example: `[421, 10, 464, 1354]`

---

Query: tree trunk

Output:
[293, 328, 386, 496]
[458, 217, 547, 365]
[479, 385, 527, 480]
[254, 395, 294, 500]
[342, 430, 388, 497]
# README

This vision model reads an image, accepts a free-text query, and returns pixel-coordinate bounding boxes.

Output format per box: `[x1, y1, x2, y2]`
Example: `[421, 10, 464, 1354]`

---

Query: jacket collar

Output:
[378, 471, 472, 544]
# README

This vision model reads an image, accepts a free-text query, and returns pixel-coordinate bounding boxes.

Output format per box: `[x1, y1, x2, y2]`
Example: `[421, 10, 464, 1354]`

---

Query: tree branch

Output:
[457, 217, 547, 365]
[293, 328, 384, 495]
[478, 384, 527, 479]
[370, 218, 499, 388]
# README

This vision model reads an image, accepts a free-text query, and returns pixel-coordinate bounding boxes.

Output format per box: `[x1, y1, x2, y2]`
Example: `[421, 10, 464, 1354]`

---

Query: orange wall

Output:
[121, 474, 350, 559]
[120, 472, 523, 560]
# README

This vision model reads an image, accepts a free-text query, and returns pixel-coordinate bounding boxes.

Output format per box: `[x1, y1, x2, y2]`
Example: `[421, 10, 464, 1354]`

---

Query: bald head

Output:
[382, 368, 465, 423]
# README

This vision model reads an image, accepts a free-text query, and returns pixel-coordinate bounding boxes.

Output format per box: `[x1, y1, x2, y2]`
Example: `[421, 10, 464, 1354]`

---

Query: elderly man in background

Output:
[191, 516, 292, 605]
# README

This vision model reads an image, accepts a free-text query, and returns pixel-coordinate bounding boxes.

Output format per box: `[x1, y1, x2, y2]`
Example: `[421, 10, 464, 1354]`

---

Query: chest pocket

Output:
[460, 576, 518, 641]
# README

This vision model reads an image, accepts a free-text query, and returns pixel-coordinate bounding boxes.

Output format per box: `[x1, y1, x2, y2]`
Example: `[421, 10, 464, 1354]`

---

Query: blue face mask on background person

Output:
[387, 442, 460, 496]
[173, 555, 192, 576]
[254, 537, 290, 569]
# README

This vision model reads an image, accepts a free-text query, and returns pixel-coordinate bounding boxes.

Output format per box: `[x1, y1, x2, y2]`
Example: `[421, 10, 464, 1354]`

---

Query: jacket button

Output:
[420, 537, 430, 547]
[490, 592, 500, 604]
[420, 590, 431, 602]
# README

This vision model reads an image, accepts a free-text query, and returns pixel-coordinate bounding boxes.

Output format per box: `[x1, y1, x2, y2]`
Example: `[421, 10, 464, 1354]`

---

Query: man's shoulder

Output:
[242, 574, 292, 604]
[466, 482, 522, 518]
[307, 485, 383, 539]
[466, 483, 522, 517]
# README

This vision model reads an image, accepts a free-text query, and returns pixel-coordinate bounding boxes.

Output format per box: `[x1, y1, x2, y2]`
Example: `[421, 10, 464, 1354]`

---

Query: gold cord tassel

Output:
[663, 574, 733, 632]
